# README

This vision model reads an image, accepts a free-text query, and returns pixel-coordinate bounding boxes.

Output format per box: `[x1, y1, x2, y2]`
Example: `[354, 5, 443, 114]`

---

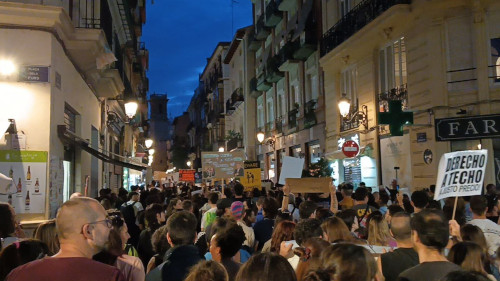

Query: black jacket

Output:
[146, 245, 203, 281]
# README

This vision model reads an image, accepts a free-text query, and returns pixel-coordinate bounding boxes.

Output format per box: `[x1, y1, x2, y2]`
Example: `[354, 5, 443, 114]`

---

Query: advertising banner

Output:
[434, 150, 487, 200]
[201, 151, 245, 179]
[240, 161, 262, 191]
[0, 151, 47, 214]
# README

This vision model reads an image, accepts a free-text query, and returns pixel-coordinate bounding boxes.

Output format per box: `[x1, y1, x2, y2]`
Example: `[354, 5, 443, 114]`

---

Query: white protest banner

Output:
[278, 156, 305, 185]
[434, 150, 488, 201]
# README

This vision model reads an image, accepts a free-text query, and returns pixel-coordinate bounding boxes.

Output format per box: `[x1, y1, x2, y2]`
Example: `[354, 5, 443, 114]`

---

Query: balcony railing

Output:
[276, 116, 284, 134]
[340, 100, 360, 132]
[265, 56, 285, 83]
[321, 0, 411, 56]
[265, 0, 283, 27]
[304, 99, 318, 129]
[227, 137, 243, 152]
[265, 121, 275, 136]
[255, 14, 271, 40]
[378, 84, 408, 112]
[288, 109, 298, 132]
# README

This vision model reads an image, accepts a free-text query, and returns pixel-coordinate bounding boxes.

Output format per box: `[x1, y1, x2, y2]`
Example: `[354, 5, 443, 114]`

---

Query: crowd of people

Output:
[1, 179, 500, 281]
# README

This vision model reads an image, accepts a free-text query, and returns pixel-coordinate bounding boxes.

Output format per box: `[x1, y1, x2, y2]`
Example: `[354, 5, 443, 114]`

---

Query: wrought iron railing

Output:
[276, 116, 284, 134]
[340, 100, 360, 132]
[288, 109, 298, 130]
[321, 0, 411, 56]
[304, 99, 318, 128]
[378, 84, 408, 112]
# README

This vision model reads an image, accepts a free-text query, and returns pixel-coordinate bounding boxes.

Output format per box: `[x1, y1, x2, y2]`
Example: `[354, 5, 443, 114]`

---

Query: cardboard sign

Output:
[240, 161, 262, 191]
[286, 177, 332, 193]
[278, 156, 305, 185]
[179, 169, 196, 182]
[201, 151, 245, 179]
[434, 150, 488, 201]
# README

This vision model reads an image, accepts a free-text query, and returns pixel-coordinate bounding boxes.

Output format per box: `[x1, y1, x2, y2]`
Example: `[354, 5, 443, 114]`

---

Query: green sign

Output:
[0, 151, 48, 163]
[378, 100, 413, 136]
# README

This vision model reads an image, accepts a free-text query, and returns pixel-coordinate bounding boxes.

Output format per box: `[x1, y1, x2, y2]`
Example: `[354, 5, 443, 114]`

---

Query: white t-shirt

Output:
[468, 219, 500, 256]
[237, 220, 255, 248]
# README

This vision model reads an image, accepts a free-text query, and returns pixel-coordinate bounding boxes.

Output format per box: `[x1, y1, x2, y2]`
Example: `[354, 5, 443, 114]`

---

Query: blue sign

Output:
[18, 66, 49, 83]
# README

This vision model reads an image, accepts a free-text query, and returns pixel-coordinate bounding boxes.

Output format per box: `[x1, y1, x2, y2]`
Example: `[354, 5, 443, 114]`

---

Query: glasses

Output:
[88, 217, 112, 229]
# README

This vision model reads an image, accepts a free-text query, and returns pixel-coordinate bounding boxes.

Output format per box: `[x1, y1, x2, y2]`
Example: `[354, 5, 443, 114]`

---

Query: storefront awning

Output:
[324, 143, 373, 161]
[57, 125, 147, 171]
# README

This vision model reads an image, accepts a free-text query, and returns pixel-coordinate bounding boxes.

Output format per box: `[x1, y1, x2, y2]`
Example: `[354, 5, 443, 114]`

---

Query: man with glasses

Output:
[6, 197, 125, 281]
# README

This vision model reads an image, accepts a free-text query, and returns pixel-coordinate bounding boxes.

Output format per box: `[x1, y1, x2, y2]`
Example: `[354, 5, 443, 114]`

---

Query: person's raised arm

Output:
[329, 181, 338, 214]
[282, 183, 290, 212]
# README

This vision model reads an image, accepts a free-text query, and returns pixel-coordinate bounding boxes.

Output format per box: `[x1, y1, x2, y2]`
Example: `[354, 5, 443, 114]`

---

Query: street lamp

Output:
[145, 139, 153, 149]
[257, 132, 265, 143]
[187, 161, 192, 167]
[0, 60, 16, 76]
[148, 149, 155, 155]
[218, 147, 225, 152]
[338, 93, 351, 118]
[124, 100, 138, 120]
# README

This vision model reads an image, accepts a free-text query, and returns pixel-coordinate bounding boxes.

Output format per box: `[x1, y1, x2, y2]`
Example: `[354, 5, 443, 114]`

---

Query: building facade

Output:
[0, 0, 149, 220]
[320, 0, 500, 189]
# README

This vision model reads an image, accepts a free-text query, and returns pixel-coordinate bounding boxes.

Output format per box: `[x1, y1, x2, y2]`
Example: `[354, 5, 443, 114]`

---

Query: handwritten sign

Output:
[179, 169, 195, 182]
[286, 177, 331, 193]
[240, 161, 261, 191]
[434, 150, 487, 200]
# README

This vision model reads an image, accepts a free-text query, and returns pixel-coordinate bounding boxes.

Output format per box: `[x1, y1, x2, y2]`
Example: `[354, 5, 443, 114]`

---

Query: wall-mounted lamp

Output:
[148, 149, 155, 155]
[187, 161, 192, 167]
[145, 139, 153, 149]
[256, 132, 275, 149]
[218, 147, 225, 152]
[338, 93, 369, 131]
[0, 60, 16, 76]
[124, 100, 138, 120]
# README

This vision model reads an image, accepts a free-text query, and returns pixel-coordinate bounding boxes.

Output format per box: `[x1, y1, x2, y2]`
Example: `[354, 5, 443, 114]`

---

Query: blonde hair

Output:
[34, 219, 60, 255]
[184, 260, 228, 281]
[321, 217, 354, 243]
[367, 212, 391, 246]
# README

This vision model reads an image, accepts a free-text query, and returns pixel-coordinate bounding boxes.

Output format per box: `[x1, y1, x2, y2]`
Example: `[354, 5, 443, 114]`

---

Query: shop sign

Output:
[435, 114, 500, 141]
[342, 140, 360, 158]
[18, 66, 49, 83]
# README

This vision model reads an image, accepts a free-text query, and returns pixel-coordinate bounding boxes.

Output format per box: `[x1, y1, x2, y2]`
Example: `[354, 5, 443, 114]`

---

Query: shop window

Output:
[308, 142, 321, 164]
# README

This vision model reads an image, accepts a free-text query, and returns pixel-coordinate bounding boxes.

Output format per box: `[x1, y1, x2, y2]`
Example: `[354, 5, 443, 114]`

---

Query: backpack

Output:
[121, 202, 137, 225]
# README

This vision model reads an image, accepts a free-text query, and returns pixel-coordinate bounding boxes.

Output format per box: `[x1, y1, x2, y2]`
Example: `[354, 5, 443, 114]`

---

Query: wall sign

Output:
[417, 132, 427, 143]
[18, 66, 50, 83]
[435, 114, 500, 141]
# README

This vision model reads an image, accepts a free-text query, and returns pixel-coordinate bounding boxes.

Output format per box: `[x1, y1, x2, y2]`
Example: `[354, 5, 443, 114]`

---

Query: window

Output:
[64, 104, 78, 133]
[341, 66, 357, 104]
[266, 91, 274, 129]
[257, 95, 265, 128]
[339, 0, 353, 18]
[491, 38, 500, 83]
[379, 37, 407, 93]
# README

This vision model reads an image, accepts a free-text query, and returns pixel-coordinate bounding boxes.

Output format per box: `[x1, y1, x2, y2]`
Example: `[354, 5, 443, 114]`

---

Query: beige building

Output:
[321, 0, 500, 189]
[251, 0, 326, 181]
[0, 1, 148, 220]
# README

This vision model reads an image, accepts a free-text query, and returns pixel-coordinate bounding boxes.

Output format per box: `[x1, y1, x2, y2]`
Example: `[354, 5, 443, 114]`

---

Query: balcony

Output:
[250, 77, 262, 98]
[265, 121, 275, 137]
[378, 84, 408, 112]
[292, 0, 316, 61]
[278, 0, 295, 11]
[227, 137, 243, 152]
[276, 116, 284, 134]
[321, 0, 411, 57]
[340, 100, 361, 132]
[265, 0, 283, 27]
[265, 56, 285, 83]
[225, 88, 244, 116]
[248, 32, 262, 51]
[255, 14, 270, 40]
[277, 40, 300, 72]
[288, 109, 298, 132]
[257, 75, 272, 92]
[303, 99, 318, 129]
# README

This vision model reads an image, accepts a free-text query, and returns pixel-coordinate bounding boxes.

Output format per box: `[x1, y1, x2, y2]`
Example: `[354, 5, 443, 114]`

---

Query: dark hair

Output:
[443, 197, 466, 226]
[410, 209, 449, 251]
[145, 203, 164, 232]
[263, 197, 279, 219]
[441, 271, 490, 281]
[0, 239, 49, 280]
[336, 209, 356, 231]
[214, 223, 245, 259]
[379, 192, 389, 206]
[448, 242, 488, 274]
[314, 208, 331, 223]
[209, 192, 219, 204]
[387, 205, 405, 216]
[151, 225, 170, 256]
[167, 211, 197, 246]
[460, 225, 488, 255]
[0, 203, 15, 238]
[294, 218, 323, 246]
[127, 191, 139, 201]
[93, 226, 123, 265]
[243, 209, 255, 227]
[207, 217, 233, 245]
[411, 191, 429, 209]
[235, 252, 297, 281]
[390, 212, 412, 241]
[299, 201, 318, 220]
[182, 200, 193, 212]
[353, 187, 369, 201]
[234, 183, 244, 196]
[319, 243, 377, 281]
[470, 196, 488, 216]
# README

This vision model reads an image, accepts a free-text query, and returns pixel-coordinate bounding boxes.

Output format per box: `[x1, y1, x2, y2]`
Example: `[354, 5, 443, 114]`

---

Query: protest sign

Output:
[286, 177, 332, 193]
[240, 161, 262, 191]
[201, 151, 245, 179]
[434, 150, 488, 201]
[194, 172, 202, 184]
[179, 169, 196, 182]
[278, 156, 305, 185]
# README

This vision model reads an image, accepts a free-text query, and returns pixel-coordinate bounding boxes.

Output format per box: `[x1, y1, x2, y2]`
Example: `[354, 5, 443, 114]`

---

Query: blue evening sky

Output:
[143, 0, 253, 119]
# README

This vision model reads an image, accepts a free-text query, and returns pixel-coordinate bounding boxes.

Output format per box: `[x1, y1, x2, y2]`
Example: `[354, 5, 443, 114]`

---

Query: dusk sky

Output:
[142, 0, 253, 119]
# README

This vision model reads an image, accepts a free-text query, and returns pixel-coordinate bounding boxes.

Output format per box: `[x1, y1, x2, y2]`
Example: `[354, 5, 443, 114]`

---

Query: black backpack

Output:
[120, 202, 137, 225]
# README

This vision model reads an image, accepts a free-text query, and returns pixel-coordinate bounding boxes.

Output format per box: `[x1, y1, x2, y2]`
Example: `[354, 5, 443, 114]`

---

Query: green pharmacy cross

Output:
[378, 100, 413, 136]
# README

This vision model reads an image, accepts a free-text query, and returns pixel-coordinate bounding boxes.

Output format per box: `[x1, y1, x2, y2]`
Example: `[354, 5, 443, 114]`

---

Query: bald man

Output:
[6, 197, 124, 281]
[377, 212, 419, 281]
